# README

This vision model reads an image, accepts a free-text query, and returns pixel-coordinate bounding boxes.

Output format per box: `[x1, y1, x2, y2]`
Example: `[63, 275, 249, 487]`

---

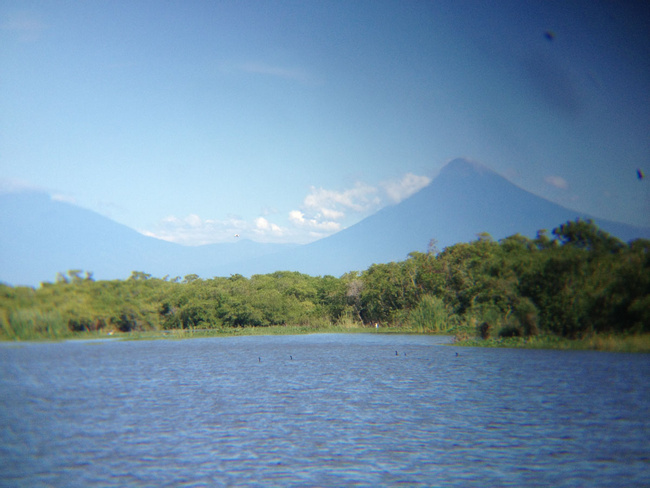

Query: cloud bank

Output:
[143, 171, 431, 245]
[141, 214, 253, 246]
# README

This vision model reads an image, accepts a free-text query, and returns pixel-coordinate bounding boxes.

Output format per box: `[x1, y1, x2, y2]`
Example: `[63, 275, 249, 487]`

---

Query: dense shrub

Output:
[407, 295, 452, 332]
[1, 220, 646, 341]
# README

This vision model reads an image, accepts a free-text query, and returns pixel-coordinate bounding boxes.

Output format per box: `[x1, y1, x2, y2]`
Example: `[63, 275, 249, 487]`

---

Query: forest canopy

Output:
[1, 219, 648, 341]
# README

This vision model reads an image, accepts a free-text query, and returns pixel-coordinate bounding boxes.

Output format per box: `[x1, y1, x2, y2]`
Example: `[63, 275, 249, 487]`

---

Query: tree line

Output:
[1, 219, 648, 340]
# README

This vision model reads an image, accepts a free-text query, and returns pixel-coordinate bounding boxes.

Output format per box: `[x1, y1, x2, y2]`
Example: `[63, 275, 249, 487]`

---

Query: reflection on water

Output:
[1, 334, 649, 487]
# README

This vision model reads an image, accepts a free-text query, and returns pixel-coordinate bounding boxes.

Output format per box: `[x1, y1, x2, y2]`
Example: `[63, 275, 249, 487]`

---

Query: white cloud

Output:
[320, 207, 344, 220]
[185, 214, 202, 227]
[142, 213, 286, 246]
[544, 175, 569, 190]
[289, 209, 340, 232]
[160, 216, 177, 224]
[313, 220, 341, 232]
[383, 173, 431, 203]
[254, 217, 284, 236]
[288, 182, 380, 237]
[289, 210, 306, 225]
[255, 217, 271, 230]
[304, 182, 380, 214]
[143, 171, 431, 245]
[287, 172, 430, 240]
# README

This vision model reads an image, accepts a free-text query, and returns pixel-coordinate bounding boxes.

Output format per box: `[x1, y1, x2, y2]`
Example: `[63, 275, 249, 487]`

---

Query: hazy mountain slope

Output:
[0, 193, 292, 286]
[226, 159, 650, 276]
[2, 158, 648, 285]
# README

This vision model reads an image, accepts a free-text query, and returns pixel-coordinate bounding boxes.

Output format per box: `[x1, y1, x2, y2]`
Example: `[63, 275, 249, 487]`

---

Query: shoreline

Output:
[453, 333, 650, 354]
[2, 326, 649, 353]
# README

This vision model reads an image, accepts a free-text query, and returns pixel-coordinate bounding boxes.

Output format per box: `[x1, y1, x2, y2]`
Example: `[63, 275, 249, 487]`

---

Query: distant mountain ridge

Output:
[0, 192, 295, 286]
[1, 158, 649, 286]
[222, 158, 650, 277]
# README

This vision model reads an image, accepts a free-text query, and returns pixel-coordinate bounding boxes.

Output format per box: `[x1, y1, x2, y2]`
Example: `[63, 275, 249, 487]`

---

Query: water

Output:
[1, 334, 648, 487]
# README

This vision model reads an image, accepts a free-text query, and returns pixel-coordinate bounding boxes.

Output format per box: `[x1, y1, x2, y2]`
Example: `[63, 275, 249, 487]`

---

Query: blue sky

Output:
[1, 0, 648, 245]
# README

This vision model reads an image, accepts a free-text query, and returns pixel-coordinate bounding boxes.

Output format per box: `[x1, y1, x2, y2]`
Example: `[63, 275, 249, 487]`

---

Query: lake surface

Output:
[1, 333, 649, 487]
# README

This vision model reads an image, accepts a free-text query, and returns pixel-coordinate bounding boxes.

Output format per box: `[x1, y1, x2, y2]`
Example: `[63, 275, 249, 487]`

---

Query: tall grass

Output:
[122, 323, 375, 341]
[453, 333, 650, 353]
[335, 311, 363, 329]
[1, 308, 70, 340]
[407, 295, 454, 333]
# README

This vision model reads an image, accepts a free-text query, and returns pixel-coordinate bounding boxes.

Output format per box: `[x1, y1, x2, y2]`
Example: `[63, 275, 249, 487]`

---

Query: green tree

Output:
[552, 219, 624, 254]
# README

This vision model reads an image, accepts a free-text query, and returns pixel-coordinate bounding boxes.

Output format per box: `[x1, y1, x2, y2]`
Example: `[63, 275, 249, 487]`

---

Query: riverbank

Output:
[0, 323, 424, 342]
[453, 333, 650, 354]
[121, 324, 384, 340]
[3, 324, 649, 353]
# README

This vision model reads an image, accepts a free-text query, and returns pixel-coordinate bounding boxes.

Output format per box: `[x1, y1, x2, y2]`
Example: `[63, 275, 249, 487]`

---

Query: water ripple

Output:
[1, 335, 649, 487]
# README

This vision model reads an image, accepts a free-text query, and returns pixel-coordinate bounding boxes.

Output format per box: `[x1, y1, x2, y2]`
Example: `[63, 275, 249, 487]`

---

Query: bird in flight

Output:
[637, 169, 644, 180]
